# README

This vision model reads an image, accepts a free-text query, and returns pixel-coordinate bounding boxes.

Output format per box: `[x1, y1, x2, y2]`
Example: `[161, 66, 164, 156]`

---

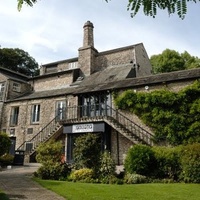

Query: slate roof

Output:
[8, 87, 77, 102]
[74, 67, 200, 94]
[71, 64, 136, 86]
[8, 67, 200, 101]
[0, 67, 29, 83]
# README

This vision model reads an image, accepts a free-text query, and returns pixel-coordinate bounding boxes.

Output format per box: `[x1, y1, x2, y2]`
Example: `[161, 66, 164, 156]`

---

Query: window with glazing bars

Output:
[10, 107, 19, 126]
[31, 104, 40, 123]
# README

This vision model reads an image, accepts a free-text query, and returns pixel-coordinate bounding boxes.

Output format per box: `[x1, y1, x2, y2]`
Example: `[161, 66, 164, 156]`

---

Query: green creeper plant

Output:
[114, 80, 200, 145]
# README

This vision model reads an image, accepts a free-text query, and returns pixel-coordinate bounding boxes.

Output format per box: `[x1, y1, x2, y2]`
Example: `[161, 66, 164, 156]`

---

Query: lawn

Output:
[34, 179, 200, 200]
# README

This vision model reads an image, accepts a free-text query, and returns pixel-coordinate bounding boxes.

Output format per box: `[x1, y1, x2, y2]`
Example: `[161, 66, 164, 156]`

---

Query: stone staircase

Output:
[17, 104, 153, 162]
[104, 116, 153, 145]
[17, 116, 63, 161]
[63, 105, 154, 146]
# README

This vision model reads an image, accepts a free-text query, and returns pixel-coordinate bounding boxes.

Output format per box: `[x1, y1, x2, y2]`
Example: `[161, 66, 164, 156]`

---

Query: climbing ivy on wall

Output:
[114, 81, 200, 145]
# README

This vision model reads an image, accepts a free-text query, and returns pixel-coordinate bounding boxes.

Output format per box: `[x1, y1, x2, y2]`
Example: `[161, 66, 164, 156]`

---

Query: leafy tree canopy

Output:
[0, 47, 39, 76]
[150, 49, 200, 74]
[18, 0, 200, 19]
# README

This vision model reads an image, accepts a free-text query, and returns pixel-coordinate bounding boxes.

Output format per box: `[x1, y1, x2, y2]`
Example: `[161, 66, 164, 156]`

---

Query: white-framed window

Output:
[31, 104, 40, 123]
[12, 82, 21, 92]
[0, 82, 5, 101]
[10, 107, 19, 126]
[56, 101, 66, 121]
[69, 62, 78, 69]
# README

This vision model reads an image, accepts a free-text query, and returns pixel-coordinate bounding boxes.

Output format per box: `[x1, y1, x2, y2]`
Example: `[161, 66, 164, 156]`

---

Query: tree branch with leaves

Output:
[127, 0, 194, 19]
[17, 0, 37, 11]
[18, 0, 199, 19]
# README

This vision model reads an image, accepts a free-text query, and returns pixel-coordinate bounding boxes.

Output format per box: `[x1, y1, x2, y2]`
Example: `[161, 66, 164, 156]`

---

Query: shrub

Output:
[35, 139, 66, 180]
[124, 144, 156, 176]
[0, 132, 11, 157]
[35, 161, 72, 180]
[60, 163, 73, 180]
[180, 143, 200, 183]
[36, 161, 64, 180]
[99, 151, 116, 178]
[0, 154, 14, 167]
[124, 173, 148, 184]
[73, 133, 101, 173]
[152, 146, 182, 180]
[100, 175, 123, 184]
[36, 139, 63, 164]
[150, 178, 175, 183]
[69, 168, 94, 182]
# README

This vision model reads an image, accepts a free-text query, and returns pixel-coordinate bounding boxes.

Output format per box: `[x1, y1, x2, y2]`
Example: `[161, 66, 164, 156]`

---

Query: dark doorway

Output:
[9, 136, 16, 156]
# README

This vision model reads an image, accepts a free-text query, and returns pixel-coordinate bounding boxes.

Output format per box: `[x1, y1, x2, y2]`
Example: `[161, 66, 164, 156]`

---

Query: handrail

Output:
[65, 104, 153, 145]
[106, 105, 153, 145]
[17, 115, 60, 152]
[17, 103, 153, 153]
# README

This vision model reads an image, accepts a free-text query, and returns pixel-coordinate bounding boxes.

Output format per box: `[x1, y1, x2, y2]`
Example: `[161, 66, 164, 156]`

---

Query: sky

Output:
[0, 0, 200, 65]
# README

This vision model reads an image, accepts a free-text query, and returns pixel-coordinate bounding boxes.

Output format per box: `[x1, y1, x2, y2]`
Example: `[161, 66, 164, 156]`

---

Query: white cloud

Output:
[0, 0, 200, 64]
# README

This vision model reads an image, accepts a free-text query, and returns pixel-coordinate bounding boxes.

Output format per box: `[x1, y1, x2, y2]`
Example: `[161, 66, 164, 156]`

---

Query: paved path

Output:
[0, 163, 66, 200]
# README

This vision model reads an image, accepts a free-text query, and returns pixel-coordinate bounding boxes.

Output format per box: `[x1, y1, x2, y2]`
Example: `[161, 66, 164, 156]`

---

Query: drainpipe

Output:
[116, 131, 120, 165]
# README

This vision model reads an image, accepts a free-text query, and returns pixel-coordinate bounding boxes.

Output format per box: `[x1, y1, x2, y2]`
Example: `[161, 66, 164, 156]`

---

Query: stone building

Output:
[0, 21, 200, 164]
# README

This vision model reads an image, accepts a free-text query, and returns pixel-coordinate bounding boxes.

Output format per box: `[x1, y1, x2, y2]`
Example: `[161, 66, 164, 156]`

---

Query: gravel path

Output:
[0, 163, 66, 200]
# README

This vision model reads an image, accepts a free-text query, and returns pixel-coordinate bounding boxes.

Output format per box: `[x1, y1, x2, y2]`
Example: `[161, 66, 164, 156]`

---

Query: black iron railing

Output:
[63, 104, 153, 145]
[106, 105, 153, 145]
[17, 115, 61, 153]
[17, 104, 153, 154]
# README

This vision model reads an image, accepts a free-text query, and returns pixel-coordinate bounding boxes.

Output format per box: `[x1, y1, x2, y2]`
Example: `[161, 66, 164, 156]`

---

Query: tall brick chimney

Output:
[78, 21, 98, 77]
[83, 21, 94, 47]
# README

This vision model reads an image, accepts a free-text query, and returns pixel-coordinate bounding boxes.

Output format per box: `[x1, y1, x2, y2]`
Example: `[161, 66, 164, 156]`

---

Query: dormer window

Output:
[69, 62, 78, 69]
[13, 82, 21, 92]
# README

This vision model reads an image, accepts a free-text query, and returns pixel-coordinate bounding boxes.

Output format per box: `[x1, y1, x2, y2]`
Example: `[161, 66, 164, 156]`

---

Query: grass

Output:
[34, 179, 200, 200]
[0, 190, 9, 200]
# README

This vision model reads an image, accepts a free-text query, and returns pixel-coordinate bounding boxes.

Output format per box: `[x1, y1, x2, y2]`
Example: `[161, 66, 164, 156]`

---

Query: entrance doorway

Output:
[64, 122, 111, 163]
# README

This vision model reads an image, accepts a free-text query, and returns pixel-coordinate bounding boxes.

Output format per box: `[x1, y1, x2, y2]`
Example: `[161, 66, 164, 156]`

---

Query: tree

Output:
[18, 0, 200, 19]
[150, 49, 200, 74]
[181, 51, 200, 69]
[0, 48, 39, 76]
[150, 49, 185, 74]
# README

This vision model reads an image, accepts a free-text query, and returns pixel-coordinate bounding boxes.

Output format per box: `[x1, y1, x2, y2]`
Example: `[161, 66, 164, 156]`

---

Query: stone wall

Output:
[96, 47, 134, 72]
[135, 44, 152, 77]
[32, 72, 73, 91]
[0, 74, 7, 82]
[94, 44, 152, 78]
[7, 80, 32, 100]
[111, 129, 134, 165]
[78, 46, 98, 77]
[2, 95, 78, 148]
